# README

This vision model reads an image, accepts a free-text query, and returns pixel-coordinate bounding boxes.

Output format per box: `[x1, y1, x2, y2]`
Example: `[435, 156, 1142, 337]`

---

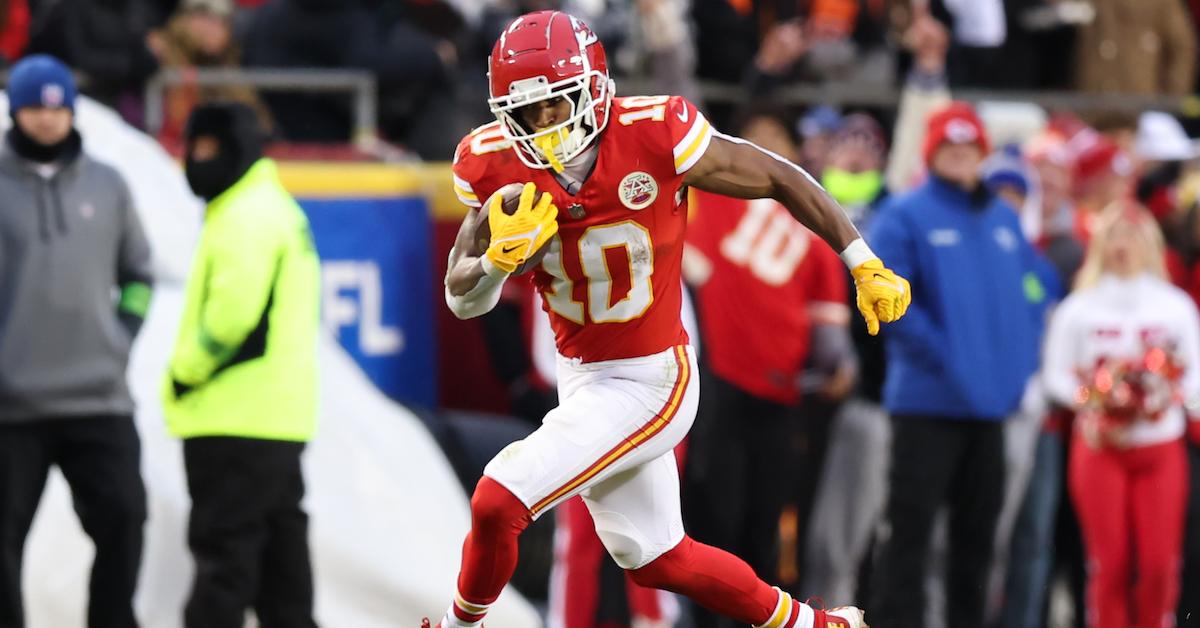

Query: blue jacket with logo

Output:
[868, 177, 1042, 420]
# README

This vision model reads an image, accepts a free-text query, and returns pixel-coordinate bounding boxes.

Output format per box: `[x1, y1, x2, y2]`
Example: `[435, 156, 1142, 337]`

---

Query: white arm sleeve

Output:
[1041, 297, 1081, 407]
[444, 249, 509, 320]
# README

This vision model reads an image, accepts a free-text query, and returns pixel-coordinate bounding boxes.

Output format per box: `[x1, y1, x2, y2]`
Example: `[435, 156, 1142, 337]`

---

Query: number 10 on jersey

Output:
[542, 222, 654, 324]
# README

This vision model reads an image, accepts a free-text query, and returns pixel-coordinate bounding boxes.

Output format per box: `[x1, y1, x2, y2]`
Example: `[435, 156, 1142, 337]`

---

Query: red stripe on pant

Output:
[1068, 437, 1189, 628]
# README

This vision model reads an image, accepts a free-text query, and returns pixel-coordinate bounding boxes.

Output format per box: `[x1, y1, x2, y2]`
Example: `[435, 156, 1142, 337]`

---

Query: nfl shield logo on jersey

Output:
[619, 171, 658, 211]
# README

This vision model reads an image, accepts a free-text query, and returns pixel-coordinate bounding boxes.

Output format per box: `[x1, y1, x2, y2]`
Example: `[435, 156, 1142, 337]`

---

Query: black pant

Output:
[682, 371, 805, 628]
[1180, 444, 1200, 625]
[870, 415, 1005, 628]
[183, 437, 317, 628]
[0, 415, 145, 628]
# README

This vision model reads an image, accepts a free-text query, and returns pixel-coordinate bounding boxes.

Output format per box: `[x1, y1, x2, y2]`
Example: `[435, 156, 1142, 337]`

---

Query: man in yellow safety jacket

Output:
[163, 101, 320, 628]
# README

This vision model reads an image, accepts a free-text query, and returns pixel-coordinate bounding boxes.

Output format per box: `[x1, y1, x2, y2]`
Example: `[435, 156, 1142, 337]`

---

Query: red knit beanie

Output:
[923, 101, 990, 165]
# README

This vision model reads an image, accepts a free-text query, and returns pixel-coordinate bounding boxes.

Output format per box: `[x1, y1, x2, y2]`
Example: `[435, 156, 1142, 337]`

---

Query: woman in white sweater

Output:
[1043, 204, 1200, 628]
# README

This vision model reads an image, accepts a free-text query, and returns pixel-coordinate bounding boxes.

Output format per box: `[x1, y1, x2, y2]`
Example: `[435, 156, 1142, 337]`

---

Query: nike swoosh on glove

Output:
[485, 182, 559, 274]
[851, 258, 912, 336]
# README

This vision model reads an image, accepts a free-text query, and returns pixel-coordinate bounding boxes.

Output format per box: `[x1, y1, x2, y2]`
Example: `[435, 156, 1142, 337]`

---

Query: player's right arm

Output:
[445, 134, 509, 319]
[445, 208, 494, 293]
[445, 132, 559, 318]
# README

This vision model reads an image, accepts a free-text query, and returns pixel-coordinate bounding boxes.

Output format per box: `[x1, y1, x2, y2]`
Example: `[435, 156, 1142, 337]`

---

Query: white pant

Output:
[485, 345, 699, 569]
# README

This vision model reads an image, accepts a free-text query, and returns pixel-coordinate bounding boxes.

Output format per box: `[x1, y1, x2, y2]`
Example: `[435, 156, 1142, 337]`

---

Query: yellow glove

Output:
[485, 182, 559, 274]
[851, 258, 912, 336]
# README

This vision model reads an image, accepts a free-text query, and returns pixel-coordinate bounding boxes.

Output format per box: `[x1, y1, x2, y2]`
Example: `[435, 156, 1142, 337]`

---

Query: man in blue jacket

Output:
[867, 102, 1042, 628]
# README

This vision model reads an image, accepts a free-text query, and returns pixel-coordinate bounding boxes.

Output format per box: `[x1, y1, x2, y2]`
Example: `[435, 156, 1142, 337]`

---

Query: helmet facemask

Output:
[488, 70, 612, 173]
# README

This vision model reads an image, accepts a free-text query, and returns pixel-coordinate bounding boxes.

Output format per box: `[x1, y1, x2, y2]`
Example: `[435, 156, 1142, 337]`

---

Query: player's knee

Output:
[470, 476, 531, 534]
[627, 536, 694, 589]
[592, 510, 660, 570]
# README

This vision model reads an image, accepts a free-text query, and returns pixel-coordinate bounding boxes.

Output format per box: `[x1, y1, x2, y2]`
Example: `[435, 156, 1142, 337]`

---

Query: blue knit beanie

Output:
[7, 55, 77, 114]
[982, 143, 1032, 197]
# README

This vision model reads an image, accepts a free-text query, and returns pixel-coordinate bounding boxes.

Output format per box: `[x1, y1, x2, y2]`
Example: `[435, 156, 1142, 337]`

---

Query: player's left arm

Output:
[682, 131, 911, 334]
[684, 134, 860, 254]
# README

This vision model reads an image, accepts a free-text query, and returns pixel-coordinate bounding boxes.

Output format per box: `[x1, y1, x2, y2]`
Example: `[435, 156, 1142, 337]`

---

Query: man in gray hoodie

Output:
[0, 54, 153, 628]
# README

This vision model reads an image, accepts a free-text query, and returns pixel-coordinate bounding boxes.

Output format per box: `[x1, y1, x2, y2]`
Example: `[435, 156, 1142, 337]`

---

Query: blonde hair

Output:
[1074, 202, 1167, 291]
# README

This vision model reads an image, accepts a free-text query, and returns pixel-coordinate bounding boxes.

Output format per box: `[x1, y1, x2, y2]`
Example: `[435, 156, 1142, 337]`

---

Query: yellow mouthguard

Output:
[534, 133, 566, 174]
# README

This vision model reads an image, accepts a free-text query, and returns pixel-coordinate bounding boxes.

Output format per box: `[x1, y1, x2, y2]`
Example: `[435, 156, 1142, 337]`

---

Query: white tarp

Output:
[12, 96, 540, 628]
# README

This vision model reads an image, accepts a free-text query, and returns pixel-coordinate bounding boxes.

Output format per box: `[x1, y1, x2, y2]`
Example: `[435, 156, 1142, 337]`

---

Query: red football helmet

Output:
[487, 11, 614, 170]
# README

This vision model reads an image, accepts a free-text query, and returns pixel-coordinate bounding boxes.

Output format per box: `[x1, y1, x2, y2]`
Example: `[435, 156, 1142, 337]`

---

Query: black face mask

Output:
[7, 123, 82, 164]
[185, 155, 242, 201]
[182, 102, 264, 201]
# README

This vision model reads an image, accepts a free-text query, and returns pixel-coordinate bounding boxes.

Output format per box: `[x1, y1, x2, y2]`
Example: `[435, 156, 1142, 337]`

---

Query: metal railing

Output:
[140, 68, 1199, 152]
[143, 68, 378, 147]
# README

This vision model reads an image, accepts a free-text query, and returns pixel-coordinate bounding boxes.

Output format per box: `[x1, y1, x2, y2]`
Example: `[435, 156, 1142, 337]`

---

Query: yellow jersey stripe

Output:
[673, 121, 712, 173]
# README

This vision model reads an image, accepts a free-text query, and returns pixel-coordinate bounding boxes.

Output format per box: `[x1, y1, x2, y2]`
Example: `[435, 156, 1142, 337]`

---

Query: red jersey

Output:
[453, 95, 714, 362]
[686, 191, 848, 404]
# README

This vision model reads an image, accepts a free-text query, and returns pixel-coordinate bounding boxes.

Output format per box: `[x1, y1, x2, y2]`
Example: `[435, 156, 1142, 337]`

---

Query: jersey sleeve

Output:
[451, 137, 484, 208]
[664, 95, 715, 176]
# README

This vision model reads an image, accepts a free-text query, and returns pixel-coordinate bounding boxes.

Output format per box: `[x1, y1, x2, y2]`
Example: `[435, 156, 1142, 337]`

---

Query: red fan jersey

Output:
[453, 95, 715, 362]
[686, 191, 848, 404]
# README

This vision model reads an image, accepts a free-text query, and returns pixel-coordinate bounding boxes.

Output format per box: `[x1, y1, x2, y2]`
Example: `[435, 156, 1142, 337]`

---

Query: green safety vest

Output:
[163, 159, 319, 441]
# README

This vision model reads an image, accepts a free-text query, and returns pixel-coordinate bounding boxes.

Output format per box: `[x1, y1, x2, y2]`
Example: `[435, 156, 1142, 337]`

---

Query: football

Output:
[473, 182, 552, 275]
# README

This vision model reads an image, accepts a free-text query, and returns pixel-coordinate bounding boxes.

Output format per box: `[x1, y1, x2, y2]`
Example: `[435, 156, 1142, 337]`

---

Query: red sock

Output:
[449, 476, 532, 624]
[627, 535, 786, 625]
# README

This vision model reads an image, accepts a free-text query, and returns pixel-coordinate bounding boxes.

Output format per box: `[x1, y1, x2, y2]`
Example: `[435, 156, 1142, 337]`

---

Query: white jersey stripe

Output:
[453, 173, 476, 193]
[672, 113, 710, 159]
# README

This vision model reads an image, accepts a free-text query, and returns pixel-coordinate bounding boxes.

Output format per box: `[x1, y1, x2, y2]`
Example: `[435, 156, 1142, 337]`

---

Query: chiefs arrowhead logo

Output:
[619, 171, 658, 211]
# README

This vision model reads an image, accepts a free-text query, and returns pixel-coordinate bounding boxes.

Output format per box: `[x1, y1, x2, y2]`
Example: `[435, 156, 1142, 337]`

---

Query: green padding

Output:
[1023, 272, 1046, 304]
[118, 282, 152, 316]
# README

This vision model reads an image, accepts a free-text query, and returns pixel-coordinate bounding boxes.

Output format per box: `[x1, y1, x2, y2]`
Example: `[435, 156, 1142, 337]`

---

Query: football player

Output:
[433, 10, 909, 628]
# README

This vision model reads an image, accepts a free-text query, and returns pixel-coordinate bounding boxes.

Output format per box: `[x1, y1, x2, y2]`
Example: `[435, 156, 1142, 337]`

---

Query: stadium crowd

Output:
[1, 0, 1200, 627]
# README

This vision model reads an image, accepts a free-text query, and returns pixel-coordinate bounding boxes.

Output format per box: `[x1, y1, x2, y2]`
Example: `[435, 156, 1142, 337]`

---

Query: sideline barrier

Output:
[277, 161, 511, 415]
[278, 163, 456, 408]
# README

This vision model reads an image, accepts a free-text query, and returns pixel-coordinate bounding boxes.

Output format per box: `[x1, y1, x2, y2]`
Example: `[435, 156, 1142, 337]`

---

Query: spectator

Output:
[977, 141, 1071, 628]
[885, 8, 951, 194]
[0, 0, 30, 65]
[999, 130, 1082, 628]
[163, 102, 320, 628]
[802, 110, 893, 606]
[624, 0, 700, 104]
[26, 0, 165, 121]
[1074, 0, 1197, 96]
[982, 143, 1034, 213]
[868, 101, 1042, 628]
[1042, 204, 1200, 628]
[820, 112, 889, 228]
[691, 0, 890, 92]
[0, 54, 153, 628]
[796, 105, 842, 182]
[1027, 130, 1085, 284]
[927, 0, 1007, 88]
[681, 106, 853, 627]
[1069, 129, 1135, 240]
[145, 0, 273, 143]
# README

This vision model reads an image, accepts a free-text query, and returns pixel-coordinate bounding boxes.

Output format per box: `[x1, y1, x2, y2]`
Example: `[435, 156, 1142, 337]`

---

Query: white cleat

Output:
[816, 606, 868, 628]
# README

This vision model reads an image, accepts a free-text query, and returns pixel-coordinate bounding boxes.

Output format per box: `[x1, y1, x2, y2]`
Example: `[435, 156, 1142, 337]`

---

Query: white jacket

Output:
[1043, 274, 1200, 446]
